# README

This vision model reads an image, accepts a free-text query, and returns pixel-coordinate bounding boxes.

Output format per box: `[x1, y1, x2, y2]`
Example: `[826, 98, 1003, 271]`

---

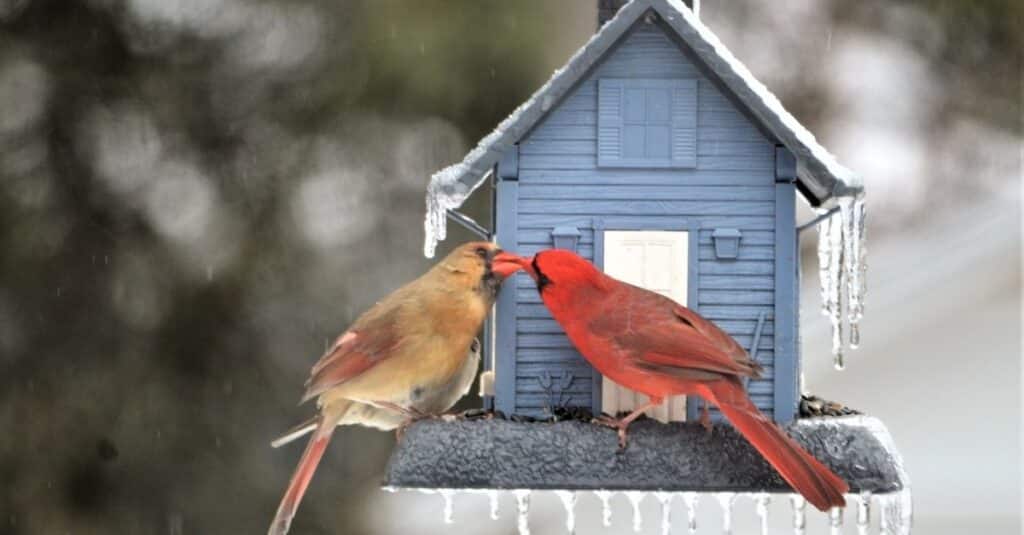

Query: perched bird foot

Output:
[374, 401, 428, 419]
[700, 404, 713, 436]
[373, 401, 431, 441]
[592, 415, 632, 450]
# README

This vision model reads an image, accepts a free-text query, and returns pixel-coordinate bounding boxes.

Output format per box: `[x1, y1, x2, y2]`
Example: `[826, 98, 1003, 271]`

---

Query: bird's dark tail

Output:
[704, 380, 848, 512]
[268, 403, 347, 535]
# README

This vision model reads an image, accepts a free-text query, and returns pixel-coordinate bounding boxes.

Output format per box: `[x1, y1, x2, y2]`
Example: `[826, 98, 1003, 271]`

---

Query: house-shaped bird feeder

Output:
[386, 0, 910, 532]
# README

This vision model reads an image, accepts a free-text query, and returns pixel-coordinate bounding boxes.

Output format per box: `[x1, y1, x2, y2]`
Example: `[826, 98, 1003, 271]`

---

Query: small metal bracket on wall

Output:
[743, 310, 769, 389]
[446, 209, 491, 240]
[797, 205, 840, 234]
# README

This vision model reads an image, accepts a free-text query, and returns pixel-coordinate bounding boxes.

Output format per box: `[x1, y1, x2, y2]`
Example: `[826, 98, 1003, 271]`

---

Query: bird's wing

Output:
[591, 284, 760, 379]
[300, 306, 404, 403]
[671, 302, 754, 365]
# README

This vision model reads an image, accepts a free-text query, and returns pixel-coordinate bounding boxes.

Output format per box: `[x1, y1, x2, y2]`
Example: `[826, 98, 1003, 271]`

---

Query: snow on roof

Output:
[424, 0, 863, 257]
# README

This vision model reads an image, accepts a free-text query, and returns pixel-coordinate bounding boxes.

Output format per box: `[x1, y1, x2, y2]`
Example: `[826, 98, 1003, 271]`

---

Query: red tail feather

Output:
[705, 380, 849, 511]
[268, 415, 338, 535]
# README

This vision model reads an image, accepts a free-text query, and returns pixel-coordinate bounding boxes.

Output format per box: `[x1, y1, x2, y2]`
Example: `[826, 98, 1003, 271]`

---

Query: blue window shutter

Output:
[598, 79, 696, 168]
[598, 79, 624, 167]
[671, 79, 698, 167]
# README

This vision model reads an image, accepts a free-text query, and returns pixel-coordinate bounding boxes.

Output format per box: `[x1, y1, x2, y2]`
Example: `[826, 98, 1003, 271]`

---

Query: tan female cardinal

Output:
[501, 249, 849, 512]
[267, 242, 521, 535]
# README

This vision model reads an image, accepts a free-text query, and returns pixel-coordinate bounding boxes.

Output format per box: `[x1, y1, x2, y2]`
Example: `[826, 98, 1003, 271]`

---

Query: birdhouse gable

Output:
[423, 0, 862, 259]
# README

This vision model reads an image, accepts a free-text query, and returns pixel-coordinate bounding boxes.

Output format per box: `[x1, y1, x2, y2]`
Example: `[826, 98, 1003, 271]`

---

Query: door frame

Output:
[591, 217, 702, 419]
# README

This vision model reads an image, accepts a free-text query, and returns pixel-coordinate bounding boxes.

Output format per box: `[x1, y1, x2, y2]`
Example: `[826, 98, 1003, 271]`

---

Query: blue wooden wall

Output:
[495, 20, 797, 422]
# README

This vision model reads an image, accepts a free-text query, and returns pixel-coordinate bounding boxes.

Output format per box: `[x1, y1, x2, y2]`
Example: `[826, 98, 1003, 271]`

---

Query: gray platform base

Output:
[384, 415, 907, 494]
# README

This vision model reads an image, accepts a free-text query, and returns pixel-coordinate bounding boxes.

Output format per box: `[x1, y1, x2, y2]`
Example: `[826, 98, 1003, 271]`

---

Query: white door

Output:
[602, 230, 689, 422]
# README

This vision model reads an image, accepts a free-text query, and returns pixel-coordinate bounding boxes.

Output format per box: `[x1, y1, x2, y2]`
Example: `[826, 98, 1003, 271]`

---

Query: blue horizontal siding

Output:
[517, 228, 777, 246]
[501, 23, 783, 417]
[700, 261, 774, 275]
[516, 378, 595, 394]
[516, 200, 775, 216]
[519, 169, 774, 186]
[516, 274, 774, 291]
[519, 215, 777, 230]
[516, 317, 775, 336]
[698, 290, 775, 306]
[515, 332, 776, 353]
[523, 138, 773, 159]
[517, 184, 776, 201]
[518, 154, 772, 171]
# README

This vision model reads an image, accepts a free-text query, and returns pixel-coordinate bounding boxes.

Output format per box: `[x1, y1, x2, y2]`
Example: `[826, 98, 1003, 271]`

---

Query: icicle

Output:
[829, 506, 844, 535]
[682, 492, 699, 535]
[439, 489, 455, 524]
[847, 197, 867, 348]
[754, 493, 771, 535]
[513, 490, 531, 535]
[715, 492, 736, 535]
[855, 492, 872, 535]
[488, 489, 500, 521]
[594, 490, 615, 528]
[423, 165, 474, 258]
[655, 492, 673, 535]
[817, 195, 868, 366]
[817, 213, 832, 317]
[818, 210, 846, 369]
[625, 491, 646, 532]
[840, 197, 861, 350]
[790, 495, 806, 535]
[878, 489, 912, 535]
[554, 491, 577, 534]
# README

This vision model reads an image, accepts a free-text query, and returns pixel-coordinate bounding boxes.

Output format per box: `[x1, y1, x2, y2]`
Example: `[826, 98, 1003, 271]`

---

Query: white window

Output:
[602, 230, 689, 422]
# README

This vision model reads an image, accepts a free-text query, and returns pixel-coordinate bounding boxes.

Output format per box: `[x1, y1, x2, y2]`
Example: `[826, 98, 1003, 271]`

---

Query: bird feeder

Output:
[405, 0, 908, 533]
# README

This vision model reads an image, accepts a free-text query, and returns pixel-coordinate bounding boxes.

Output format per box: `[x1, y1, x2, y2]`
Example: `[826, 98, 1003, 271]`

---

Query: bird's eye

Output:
[475, 247, 488, 258]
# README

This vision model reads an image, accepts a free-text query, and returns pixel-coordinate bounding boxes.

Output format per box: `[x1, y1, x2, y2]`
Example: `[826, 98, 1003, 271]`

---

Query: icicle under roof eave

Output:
[816, 190, 867, 370]
[423, 159, 496, 258]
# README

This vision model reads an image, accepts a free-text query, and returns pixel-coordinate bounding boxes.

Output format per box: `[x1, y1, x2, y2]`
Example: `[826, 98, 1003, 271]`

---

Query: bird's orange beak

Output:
[492, 251, 532, 280]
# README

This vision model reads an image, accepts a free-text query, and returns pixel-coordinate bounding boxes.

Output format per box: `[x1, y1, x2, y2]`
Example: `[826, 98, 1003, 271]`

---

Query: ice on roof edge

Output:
[424, 0, 862, 258]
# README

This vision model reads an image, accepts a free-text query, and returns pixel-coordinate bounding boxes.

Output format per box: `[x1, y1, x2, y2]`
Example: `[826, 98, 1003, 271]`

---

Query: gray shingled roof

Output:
[424, 0, 862, 256]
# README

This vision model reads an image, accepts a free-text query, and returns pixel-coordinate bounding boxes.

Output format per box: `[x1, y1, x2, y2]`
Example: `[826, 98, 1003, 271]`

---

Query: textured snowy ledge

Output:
[384, 415, 907, 494]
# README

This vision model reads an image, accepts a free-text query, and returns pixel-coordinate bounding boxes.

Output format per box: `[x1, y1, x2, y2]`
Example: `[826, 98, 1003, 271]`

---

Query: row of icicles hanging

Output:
[386, 487, 911, 535]
[817, 196, 867, 370]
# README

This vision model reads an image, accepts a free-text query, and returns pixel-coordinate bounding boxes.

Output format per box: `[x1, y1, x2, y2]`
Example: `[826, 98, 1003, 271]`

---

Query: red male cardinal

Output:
[268, 242, 521, 535]
[501, 249, 848, 511]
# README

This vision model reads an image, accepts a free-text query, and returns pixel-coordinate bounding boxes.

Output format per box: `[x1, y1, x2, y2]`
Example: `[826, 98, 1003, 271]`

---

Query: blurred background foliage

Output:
[0, 1, 1019, 534]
